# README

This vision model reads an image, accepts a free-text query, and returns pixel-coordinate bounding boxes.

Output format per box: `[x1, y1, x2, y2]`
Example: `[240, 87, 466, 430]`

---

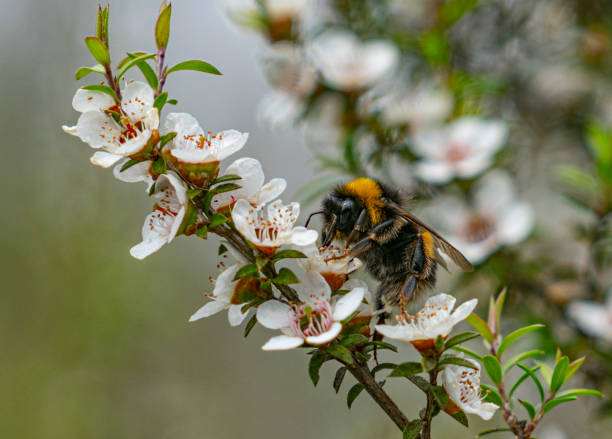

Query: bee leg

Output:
[346, 209, 369, 246]
[348, 219, 396, 257]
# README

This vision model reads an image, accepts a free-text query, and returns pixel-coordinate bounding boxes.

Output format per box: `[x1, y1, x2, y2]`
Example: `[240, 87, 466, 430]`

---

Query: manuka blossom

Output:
[429, 171, 534, 264]
[297, 242, 362, 291]
[375, 293, 477, 351]
[440, 353, 499, 420]
[112, 160, 154, 190]
[130, 173, 190, 260]
[256, 272, 365, 350]
[63, 81, 159, 168]
[162, 112, 248, 165]
[231, 199, 317, 256]
[309, 30, 398, 91]
[211, 157, 286, 212]
[411, 116, 508, 184]
[189, 250, 255, 326]
[568, 293, 612, 342]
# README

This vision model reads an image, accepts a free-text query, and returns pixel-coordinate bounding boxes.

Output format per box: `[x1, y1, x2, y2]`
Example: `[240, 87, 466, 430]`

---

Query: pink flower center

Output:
[462, 214, 496, 243]
[290, 300, 333, 339]
[444, 142, 471, 163]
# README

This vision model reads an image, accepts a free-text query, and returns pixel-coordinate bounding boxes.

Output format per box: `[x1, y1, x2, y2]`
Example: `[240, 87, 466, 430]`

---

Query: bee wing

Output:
[388, 202, 474, 272]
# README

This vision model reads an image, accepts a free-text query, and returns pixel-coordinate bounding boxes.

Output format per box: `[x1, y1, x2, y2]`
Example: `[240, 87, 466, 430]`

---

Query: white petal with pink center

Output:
[411, 117, 508, 184]
[375, 293, 477, 342]
[309, 30, 398, 91]
[257, 272, 365, 350]
[63, 81, 159, 168]
[231, 198, 318, 251]
[440, 353, 499, 420]
[130, 173, 188, 260]
[211, 157, 286, 211]
[162, 112, 248, 164]
[568, 293, 612, 342]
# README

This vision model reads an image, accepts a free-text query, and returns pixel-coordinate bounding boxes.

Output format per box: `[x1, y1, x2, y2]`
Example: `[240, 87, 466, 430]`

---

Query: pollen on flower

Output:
[290, 299, 333, 339]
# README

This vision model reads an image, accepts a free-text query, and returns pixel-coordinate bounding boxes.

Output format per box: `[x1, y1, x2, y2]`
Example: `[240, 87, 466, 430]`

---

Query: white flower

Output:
[63, 81, 159, 168]
[112, 159, 154, 190]
[309, 30, 398, 91]
[211, 157, 286, 211]
[130, 173, 190, 260]
[161, 112, 248, 165]
[568, 294, 612, 342]
[411, 116, 508, 184]
[189, 250, 254, 327]
[430, 171, 534, 264]
[231, 198, 318, 255]
[256, 271, 365, 350]
[375, 293, 477, 350]
[440, 353, 499, 420]
[264, 0, 309, 21]
[297, 242, 362, 291]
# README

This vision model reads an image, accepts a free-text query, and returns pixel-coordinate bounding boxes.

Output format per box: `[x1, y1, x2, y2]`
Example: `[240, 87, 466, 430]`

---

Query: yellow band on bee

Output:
[421, 231, 435, 258]
[343, 178, 386, 224]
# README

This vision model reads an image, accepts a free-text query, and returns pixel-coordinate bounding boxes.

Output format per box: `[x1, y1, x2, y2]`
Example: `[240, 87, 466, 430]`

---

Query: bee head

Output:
[321, 193, 362, 246]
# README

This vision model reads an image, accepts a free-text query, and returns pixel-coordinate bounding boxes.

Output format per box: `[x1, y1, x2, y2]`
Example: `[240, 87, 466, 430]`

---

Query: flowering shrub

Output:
[63, 3, 609, 438]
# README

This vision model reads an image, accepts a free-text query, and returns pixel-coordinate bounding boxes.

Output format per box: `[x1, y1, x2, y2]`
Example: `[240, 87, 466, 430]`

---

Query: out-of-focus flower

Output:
[440, 353, 499, 420]
[259, 42, 317, 127]
[568, 294, 612, 342]
[232, 199, 317, 255]
[297, 242, 362, 290]
[309, 30, 398, 91]
[256, 272, 365, 350]
[302, 94, 344, 156]
[375, 293, 477, 351]
[227, 0, 309, 41]
[430, 171, 534, 264]
[130, 173, 190, 260]
[211, 157, 286, 212]
[411, 117, 508, 184]
[189, 250, 256, 326]
[63, 81, 159, 168]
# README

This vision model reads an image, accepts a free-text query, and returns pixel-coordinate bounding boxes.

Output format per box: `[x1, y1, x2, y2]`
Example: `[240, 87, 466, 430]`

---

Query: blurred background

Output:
[1, 0, 611, 438]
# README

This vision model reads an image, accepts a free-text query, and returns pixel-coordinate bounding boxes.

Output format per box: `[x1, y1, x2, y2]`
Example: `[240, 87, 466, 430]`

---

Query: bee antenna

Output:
[305, 210, 324, 228]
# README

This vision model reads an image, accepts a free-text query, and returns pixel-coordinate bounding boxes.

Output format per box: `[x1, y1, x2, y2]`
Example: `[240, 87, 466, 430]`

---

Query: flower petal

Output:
[375, 324, 419, 340]
[254, 178, 287, 205]
[213, 264, 240, 301]
[62, 125, 78, 136]
[113, 160, 153, 185]
[332, 287, 365, 321]
[72, 88, 114, 113]
[76, 111, 122, 149]
[256, 300, 293, 329]
[121, 81, 154, 123]
[228, 304, 250, 327]
[450, 298, 478, 323]
[189, 300, 227, 322]
[289, 226, 318, 246]
[305, 322, 342, 345]
[213, 130, 249, 161]
[262, 335, 304, 351]
[90, 151, 122, 168]
[129, 233, 166, 260]
[212, 157, 264, 208]
[498, 202, 534, 245]
[414, 160, 454, 184]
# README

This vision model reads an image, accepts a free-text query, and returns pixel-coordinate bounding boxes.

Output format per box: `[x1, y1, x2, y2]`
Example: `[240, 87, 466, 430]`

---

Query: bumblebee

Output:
[309, 178, 473, 317]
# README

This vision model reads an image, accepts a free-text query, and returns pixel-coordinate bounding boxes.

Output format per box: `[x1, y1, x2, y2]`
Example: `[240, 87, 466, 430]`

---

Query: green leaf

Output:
[483, 355, 503, 386]
[480, 384, 503, 406]
[518, 399, 536, 419]
[403, 419, 425, 439]
[243, 314, 257, 338]
[209, 213, 229, 228]
[75, 64, 105, 80]
[84, 36, 110, 65]
[187, 188, 203, 199]
[154, 92, 169, 112]
[155, 3, 172, 49]
[444, 331, 480, 350]
[466, 313, 494, 343]
[96, 5, 110, 45]
[81, 84, 117, 100]
[565, 357, 585, 383]
[364, 340, 398, 353]
[347, 383, 364, 408]
[450, 346, 483, 361]
[502, 350, 544, 375]
[272, 267, 299, 285]
[212, 174, 243, 185]
[271, 249, 307, 262]
[233, 263, 259, 281]
[333, 366, 346, 393]
[371, 363, 396, 375]
[419, 30, 450, 66]
[255, 256, 269, 270]
[509, 365, 542, 398]
[557, 388, 603, 398]
[543, 396, 577, 413]
[340, 334, 368, 347]
[116, 53, 156, 82]
[557, 165, 599, 194]
[536, 361, 553, 388]
[439, 354, 479, 370]
[439, 0, 478, 27]
[159, 131, 177, 148]
[497, 324, 545, 358]
[434, 335, 445, 352]
[517, 363, 545, 401]
[407, 376, 430, 393]
[167, 99, 178, 105]
[326, 344, 353, 365]
[448, 409, 469, 427]
[119, 159, 140, 172]
[151, 157, 166, 175]
[165, 60, 222, 76]
[422, 356, 437, 372]
[550, 356, 570, 394]
[390, 362, 423, 378]
[340, 310, 360, 327]
[218, 243, 228, 255]
[196, 225, 208, 239]
[308, 351, 328, 386]
[431, 385, 448, 409]
[477, 427, 512, 436]
[494, 287, 507, 334]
